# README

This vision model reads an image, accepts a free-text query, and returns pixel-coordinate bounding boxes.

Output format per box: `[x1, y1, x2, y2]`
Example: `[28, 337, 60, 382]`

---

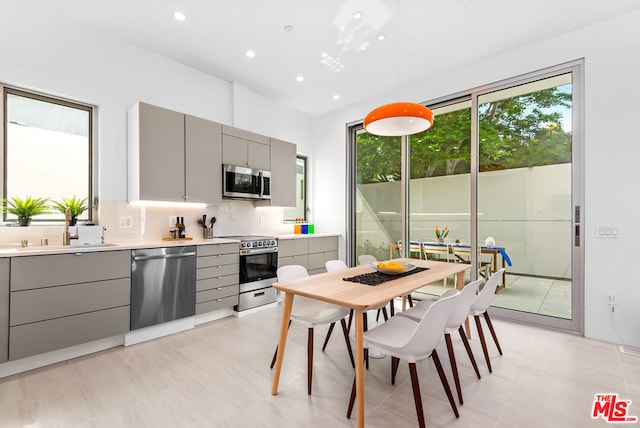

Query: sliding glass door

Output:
[348, 62, 583, 332]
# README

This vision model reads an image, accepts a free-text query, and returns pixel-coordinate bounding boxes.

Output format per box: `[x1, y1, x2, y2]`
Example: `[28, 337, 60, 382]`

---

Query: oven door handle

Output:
[241, 247, 278, 255]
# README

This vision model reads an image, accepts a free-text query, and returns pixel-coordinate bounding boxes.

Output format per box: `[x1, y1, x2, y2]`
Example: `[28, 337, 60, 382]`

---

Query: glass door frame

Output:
[347, 59, 584, 334]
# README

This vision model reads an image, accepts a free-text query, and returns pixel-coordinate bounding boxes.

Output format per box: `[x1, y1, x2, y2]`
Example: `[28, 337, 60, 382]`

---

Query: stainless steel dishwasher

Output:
[131, 246, 196, 330]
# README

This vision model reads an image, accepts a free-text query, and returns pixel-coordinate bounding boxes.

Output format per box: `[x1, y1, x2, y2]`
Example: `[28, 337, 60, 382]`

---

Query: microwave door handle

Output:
[258, 170, 264, 198]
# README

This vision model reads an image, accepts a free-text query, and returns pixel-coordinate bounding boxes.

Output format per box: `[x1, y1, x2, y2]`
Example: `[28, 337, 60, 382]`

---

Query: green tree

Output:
[356, 85, 572, 184]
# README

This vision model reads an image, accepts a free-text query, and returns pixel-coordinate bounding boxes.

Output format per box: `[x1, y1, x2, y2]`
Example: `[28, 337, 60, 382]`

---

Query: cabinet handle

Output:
[216, 298, 222, 302]
[75, 253, 83, 256]
[217, 276, 222, 279]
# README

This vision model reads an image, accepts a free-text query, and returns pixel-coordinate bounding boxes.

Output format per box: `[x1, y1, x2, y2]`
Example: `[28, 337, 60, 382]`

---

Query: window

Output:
[282, 155, 307, 222]
[2, 87, 93, 223]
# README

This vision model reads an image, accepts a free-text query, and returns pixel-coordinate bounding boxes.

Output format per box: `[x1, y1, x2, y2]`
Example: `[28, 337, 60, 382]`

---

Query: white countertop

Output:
[0, 237, 240, 257]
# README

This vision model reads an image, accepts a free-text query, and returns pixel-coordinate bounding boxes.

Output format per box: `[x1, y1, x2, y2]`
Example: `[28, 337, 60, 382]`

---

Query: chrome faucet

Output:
[62, 208, 79, 245]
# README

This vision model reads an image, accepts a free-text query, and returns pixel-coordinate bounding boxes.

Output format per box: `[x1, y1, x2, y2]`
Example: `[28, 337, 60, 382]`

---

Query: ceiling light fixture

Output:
[296, 75, 304, 82]
[353, 11, 364, 20]
[363, 2, 433, 137]
[377, 34, 386, 41]
[174, 12, 186, 21]
[333, 94, 340, 100]
[246, 50, 256, 58]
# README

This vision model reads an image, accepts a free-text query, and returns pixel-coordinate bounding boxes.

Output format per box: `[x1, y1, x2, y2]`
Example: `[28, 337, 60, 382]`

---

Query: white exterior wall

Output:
[358, 164, 572, 278]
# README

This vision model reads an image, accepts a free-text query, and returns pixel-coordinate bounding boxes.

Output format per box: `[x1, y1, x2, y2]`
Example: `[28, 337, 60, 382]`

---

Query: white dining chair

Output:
[422, 242, 455, 288]
[269, 265, 355, 395]
[346, 292, 461, 426]
[470, 268, 505, 373]
[398, 279, 483, 405]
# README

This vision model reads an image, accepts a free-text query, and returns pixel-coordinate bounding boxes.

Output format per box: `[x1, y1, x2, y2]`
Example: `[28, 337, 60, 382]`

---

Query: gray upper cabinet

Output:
[0, 259, 9, 363]
[222, 125, 270, 171]
[128, 102, 222, 204]
[185, 114, 222, 204]
[268, 138, 297, 207]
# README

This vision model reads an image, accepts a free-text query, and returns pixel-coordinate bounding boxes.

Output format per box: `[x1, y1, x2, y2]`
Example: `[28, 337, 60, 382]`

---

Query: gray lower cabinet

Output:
[9, 250, 131, 360]
[196, 243, 239, 314]
[277, 236, 339, 275]
[0, 259, 9, 363]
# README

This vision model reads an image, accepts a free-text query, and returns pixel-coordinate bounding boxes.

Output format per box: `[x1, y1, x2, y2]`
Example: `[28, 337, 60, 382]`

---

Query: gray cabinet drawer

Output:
[309, 236, 338, 253]
[10, 278, 130, 326]
[196, 295, 238, 314]
[278, 254, 308, 269]
[197, 243, 239, 257]
[0, 258, 9, 363]
[196, 285, 238, 303]
[196, 264, 239, 281]
[308, 251, 339, 271]
[11, 251, 131, 291]
[277, 238, 308, 257]
[196, 275, 238, 292]
[197, 253, 238, 269]
[9, 306, 130, 360]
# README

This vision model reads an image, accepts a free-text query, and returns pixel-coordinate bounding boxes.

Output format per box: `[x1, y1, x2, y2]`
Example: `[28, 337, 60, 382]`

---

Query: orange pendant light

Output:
[364, 102, 434, 137]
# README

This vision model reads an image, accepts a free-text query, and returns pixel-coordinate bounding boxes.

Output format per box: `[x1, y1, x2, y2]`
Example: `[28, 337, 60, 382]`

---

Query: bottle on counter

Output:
[179, 216, 186, 238]
[175, 216, 184, 239]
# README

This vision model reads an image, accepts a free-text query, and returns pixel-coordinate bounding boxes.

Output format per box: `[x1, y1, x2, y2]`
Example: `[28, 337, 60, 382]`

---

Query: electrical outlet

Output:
[119, 216, 132, 228]
[606, 290, 616, 306]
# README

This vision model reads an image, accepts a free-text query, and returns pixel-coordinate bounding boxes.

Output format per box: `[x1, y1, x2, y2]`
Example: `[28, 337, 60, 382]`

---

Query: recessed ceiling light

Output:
[333, 94, 340, 100]
[377, 34, 386, 41]
[353, 11, 364, 20]
[246, 50, 256, 58]
[284, 25, 294, 32]
[296, 75, 304, 82]
[174, 12, 186, 21]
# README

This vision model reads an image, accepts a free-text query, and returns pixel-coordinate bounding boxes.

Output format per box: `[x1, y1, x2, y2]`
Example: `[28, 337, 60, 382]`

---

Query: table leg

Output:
[354, 308, 365, 428]
[456, 271, 472, 339]
[271, 292, 294, 395]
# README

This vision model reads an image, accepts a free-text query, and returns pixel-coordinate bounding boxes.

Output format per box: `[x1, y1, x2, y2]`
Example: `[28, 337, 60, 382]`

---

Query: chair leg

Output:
[340, 318, 356, 368]
[408, 294, 414, 307]
[321, 322, 336, 352]
[270, 320, 291, 369]
[474, 315, 492, 373]
[381, 306, 389, 321]
[346, 309, 353, 334]
[408, 362, 426, 428]
[346, 375, 356, 419]
[376, 308, 381, 322]
[391, 356, 400, 385]
[389, 299, 395, 317]
[307, 327, 314, 395]
[363, 314, 369, 370]
[432, 349, 459, 418]
[458, 325, 481, 379]
[445, 333, 463, 405]
[483, 312, 503, 355]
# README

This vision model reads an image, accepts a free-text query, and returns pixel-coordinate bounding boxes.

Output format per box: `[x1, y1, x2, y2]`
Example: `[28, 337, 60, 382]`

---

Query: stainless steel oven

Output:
[228, 236, 278, 311]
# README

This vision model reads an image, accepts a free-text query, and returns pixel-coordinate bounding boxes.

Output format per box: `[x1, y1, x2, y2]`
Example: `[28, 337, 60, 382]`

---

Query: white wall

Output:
[0, 2, 313, 241]
[312, 11, 640, 348]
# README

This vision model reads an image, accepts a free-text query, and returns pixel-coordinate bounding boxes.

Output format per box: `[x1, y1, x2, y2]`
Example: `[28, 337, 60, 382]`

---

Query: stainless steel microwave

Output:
[223, 164, 271, 200]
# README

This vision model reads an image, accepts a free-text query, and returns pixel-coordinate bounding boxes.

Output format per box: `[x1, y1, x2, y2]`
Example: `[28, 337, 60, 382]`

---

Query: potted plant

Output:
[2, 196, 50, 226]
[51, 195, 91, 225]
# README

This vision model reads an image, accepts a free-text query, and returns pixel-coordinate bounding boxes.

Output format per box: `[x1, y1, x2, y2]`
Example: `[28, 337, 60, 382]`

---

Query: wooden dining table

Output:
[270, 258, 470, 428]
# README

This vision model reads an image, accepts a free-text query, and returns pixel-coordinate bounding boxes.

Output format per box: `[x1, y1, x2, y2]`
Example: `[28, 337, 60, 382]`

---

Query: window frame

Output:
[1, 85, 94, 224]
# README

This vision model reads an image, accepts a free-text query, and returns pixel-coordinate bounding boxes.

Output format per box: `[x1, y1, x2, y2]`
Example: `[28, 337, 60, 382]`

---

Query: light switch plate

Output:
[119, 216, 133, 228]
[596, 225, 621, 238]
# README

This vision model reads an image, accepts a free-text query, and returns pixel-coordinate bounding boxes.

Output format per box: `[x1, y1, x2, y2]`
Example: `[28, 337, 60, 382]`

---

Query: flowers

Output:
[435, 225, 449, 240]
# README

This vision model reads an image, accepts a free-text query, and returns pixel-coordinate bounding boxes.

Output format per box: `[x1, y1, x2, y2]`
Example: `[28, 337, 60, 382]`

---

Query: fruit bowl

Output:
[369, 261, 416, 275]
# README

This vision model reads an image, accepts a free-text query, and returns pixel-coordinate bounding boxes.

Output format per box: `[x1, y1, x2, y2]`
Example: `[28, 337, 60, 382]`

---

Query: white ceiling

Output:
[37, 0, 640, 116]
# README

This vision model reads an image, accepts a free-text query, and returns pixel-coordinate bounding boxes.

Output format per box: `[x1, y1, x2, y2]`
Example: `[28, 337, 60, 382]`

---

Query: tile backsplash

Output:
[0, 200, 292, 246]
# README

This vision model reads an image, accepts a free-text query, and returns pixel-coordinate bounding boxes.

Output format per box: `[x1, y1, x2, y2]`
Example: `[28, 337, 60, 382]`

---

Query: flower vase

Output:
[437, 238, 444, 243]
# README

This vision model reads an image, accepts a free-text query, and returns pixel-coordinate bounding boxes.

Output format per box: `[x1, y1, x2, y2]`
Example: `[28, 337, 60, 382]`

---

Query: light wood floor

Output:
[1, 304, 638, 427]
